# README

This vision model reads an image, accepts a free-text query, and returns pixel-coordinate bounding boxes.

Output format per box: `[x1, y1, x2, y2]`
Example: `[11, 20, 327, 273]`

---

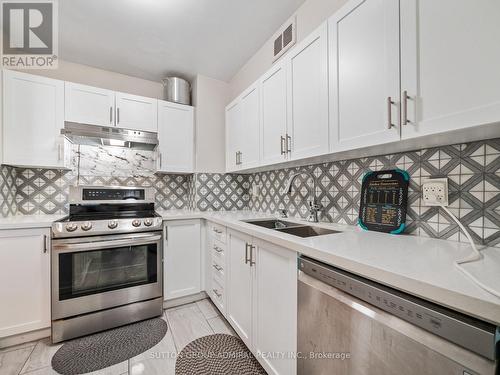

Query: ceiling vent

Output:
[273, 17, 296, 62]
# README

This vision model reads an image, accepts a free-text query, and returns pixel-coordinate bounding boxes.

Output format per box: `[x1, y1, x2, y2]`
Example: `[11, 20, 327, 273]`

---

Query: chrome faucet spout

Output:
[283, 171, 322, 222]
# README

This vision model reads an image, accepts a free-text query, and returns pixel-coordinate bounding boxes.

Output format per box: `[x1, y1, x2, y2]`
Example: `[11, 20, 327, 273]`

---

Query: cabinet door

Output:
[157, 101, 194, 173]
[65, 82, 115, 126]
[260, 63, 288, 166]
[227, 230, 254, 349]
[254, 240, 297, 375]
[239, 85, 261, 169]
[329, 0, 400, 151]
[287, 22, 329, 160]
[115, 92, 158, 132]
[164, 220, 201, 300]
[400, 0, 500, 139]
[225, 100, 242, 172]
[0, 229, 50, 338]
[3, 70, 66, 168]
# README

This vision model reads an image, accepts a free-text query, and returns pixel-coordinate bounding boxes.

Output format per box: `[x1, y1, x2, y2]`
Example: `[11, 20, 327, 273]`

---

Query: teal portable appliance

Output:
[358, 169, 409, 234]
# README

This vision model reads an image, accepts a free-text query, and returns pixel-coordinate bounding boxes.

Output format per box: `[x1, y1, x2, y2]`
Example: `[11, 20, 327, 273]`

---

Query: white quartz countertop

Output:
[2, 210, 500, 325]
[0, 214, 65, 229]
[159, 209, 500, 325]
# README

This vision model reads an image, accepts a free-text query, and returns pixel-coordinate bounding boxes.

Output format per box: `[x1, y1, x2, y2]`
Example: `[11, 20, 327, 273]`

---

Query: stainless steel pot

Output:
[162, 77, 191, 105]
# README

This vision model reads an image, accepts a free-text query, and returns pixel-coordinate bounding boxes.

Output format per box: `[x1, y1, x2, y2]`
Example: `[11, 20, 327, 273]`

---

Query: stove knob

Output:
[108, 220, 118, 229]
[132, 219, 142, 227]
[65, 223, 78, 232]
[81, 221, 93, 231]
[144, 218, 153, 227]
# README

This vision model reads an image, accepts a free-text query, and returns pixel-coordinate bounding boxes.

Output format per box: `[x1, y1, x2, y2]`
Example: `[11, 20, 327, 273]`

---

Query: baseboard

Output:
[0, 327, 50, 350]
[163, 291, 208, 309]
[1, 292, 209, 350]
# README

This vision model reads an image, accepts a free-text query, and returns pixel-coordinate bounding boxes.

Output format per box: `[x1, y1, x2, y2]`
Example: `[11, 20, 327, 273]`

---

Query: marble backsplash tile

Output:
[72, 144, 157, 178]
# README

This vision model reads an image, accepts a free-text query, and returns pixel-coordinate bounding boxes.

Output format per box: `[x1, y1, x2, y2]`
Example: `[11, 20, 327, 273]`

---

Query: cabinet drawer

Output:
[211, 278, 224, 311]
[208, 223, 226, 243]
[211, 239, 226, 260]
[211, 258, 225, 283]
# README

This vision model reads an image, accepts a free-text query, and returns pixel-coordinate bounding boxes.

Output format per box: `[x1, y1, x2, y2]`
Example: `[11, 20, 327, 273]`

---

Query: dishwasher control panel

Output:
[299, 256, 498, 361]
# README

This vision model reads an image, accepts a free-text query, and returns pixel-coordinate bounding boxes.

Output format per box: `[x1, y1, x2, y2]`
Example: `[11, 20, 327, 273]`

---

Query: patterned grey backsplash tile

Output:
[192, 173, 250, 211]
[1, 139, 498, 247]
[248, 138, 500, 247]
[0, 165, 17, 217]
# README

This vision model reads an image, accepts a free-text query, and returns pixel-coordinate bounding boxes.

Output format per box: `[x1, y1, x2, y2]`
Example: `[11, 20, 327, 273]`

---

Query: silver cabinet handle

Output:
[387, 97, 396, 129]
[110, 106, 113, 124]
[235, 151, 239, 165]
[245, 243, 250, 264]
[213, 245, 223, 253]
[238, 151, 243, 165]
[159, 152, 162, 169]
[213, 228, 222, 234]
[286, 134, 291, 154]
[57, 144, 62, 161]
[213, 264, 223, 272]
[249, 244, 255, 267]
[212, 289, 222, 298]
[402, 91, 411, 126]
[43, 235, 48, 253]
[117, 107, 120, 124]
[280, 136, 286, 155]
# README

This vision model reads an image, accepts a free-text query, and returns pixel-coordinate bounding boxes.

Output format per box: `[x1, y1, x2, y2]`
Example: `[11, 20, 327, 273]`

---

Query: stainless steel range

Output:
[51, 186, 164, 343]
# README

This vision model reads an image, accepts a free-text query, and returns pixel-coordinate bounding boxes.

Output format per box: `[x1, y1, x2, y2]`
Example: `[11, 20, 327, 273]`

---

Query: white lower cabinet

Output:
[164, 220, 201, 300]
[227, 230, 254, 347]
[0, 229, 51, 338]
[226, 229, 298, 375]
[253, 238, 297, 375]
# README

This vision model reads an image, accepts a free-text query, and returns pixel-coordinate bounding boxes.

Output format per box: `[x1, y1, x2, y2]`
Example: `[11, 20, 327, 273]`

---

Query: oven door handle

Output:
[52, 234, 162, 253]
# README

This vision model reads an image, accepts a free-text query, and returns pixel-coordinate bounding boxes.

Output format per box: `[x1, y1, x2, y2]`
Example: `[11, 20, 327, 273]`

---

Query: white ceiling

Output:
[59, 0, 305, 83]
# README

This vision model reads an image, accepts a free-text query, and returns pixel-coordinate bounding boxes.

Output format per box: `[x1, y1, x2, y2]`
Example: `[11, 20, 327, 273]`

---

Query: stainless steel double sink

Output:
[243, 219, 341, 238]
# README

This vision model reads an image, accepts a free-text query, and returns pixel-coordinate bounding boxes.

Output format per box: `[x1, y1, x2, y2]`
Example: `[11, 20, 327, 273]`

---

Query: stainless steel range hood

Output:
[61, 122, 159, 151]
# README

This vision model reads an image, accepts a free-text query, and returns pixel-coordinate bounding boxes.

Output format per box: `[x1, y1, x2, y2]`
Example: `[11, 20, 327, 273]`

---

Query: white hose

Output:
[437, 203, 500, 299]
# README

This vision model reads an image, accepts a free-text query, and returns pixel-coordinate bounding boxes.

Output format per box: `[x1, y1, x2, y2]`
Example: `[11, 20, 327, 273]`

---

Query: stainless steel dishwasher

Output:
[298, 256, 499, 375]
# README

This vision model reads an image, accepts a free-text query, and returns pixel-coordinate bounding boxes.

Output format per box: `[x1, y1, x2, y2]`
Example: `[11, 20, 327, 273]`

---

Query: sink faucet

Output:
[283, 171, 322, 223]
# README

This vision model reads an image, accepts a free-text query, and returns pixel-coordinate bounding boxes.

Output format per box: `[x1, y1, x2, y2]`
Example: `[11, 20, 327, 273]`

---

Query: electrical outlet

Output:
[422, 178, 449, 206]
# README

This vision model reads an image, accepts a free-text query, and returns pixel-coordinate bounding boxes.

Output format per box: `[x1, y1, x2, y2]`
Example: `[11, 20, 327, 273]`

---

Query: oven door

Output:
[52, 231, 163, 320]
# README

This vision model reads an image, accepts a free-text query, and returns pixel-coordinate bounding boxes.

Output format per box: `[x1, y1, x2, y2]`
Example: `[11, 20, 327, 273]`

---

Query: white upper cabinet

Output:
[115, 92, 158, 132]
[3, 70, 69, 168]
[260, 62, 288, 165]
[157, 101, 194, 173]
[225, 100, 243, 172]
[239, 85, 261, 169]
[400, 0, 500, 139]
[65, 82, 115, 126]
[287, 22, 329, 160]
[329, 0, 400, 152]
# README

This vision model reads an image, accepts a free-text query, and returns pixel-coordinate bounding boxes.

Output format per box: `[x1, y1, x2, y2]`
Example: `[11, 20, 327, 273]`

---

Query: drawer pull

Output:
[212, 289, 222, 298]
[213, 264, 223, 272]
[213, 228, 222, 234]
[213, 245, 223, 253]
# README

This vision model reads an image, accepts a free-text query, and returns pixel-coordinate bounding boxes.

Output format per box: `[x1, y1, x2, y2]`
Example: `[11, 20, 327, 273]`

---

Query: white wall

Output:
[192, 74, 228, 173]
[20, 60, 163, 99]
[228, 0, 348, 101]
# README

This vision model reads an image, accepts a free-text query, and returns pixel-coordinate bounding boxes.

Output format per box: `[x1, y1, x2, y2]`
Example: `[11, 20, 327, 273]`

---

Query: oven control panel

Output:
[82, 188, 145, 201]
